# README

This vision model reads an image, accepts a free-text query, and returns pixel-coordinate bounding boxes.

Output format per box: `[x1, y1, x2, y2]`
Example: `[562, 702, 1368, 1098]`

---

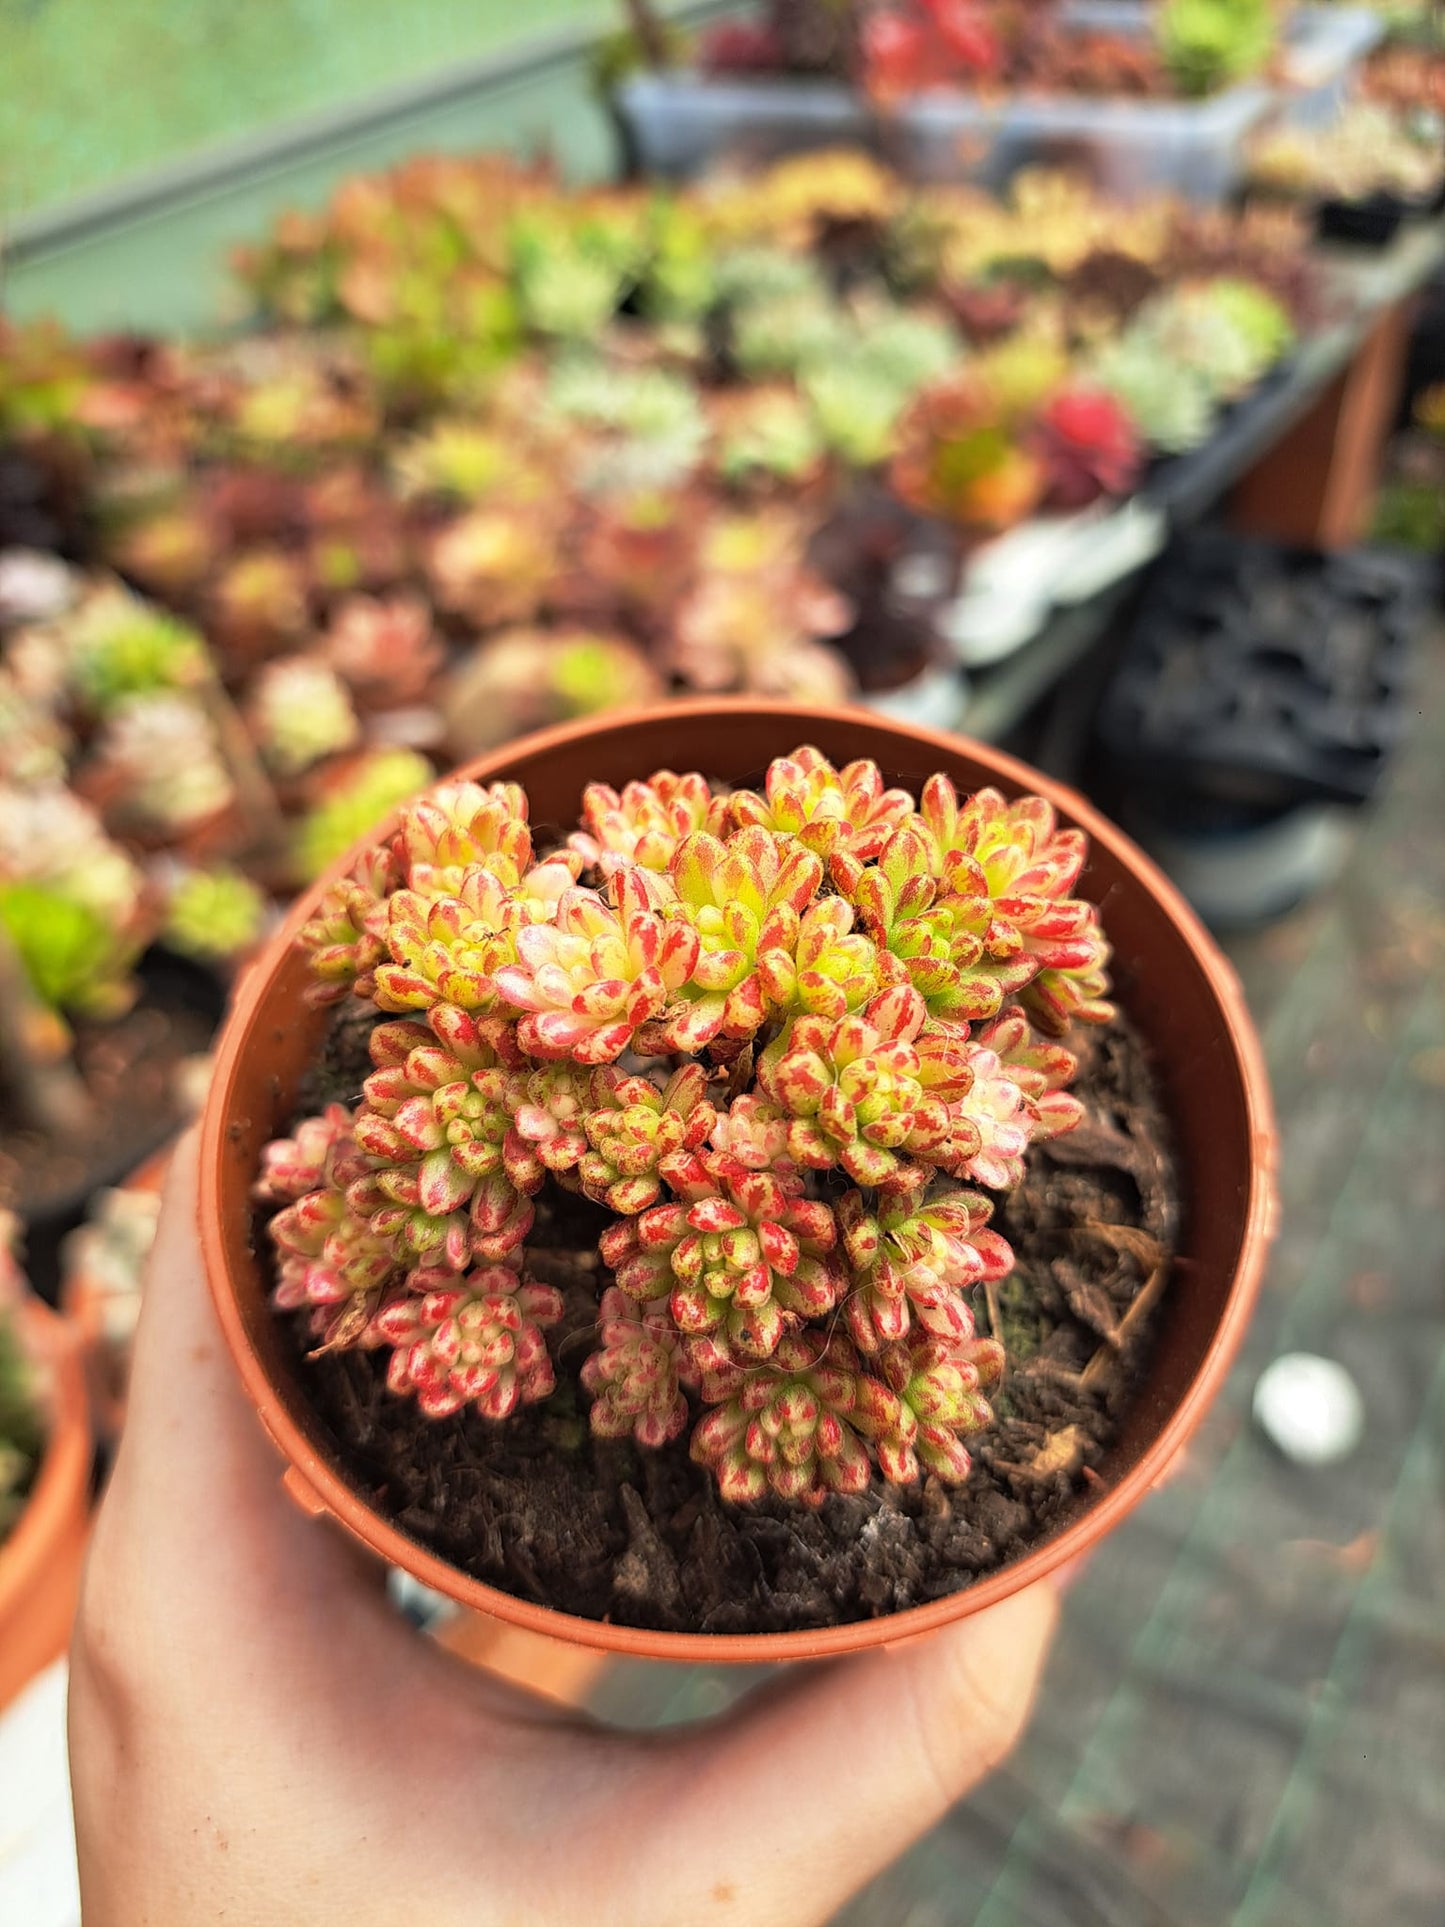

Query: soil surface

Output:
[279, 1015, 1179, 1634]
[0, 957, 220, 1289]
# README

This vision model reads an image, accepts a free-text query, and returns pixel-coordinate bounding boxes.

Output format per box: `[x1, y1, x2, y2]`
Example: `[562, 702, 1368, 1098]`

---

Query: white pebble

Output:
[1253, 1353, 1365, 1465]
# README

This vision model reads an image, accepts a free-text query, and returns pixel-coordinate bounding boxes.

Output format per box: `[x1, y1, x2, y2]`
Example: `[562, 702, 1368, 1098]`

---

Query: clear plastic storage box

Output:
[615, 8, 1384, 199]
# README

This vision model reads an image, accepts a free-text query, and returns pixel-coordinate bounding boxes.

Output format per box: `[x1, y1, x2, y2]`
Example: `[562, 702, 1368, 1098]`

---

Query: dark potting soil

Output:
[0, 962, 221, 1298]
[277, 1013, 1179, 1634]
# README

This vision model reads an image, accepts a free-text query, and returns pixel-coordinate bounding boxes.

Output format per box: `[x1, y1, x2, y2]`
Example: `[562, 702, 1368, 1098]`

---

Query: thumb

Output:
[627, 1578, 1058, 1926]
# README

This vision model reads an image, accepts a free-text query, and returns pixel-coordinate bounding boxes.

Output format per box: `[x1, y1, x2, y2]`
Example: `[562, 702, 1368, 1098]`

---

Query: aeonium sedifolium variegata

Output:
[258, 749, 1113, 1506]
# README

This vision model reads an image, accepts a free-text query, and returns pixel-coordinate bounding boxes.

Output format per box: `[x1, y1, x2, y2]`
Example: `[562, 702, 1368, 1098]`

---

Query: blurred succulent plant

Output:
[249, 657, 361, 777]
[701, 146, 901, 249]
[711, 385, 828, 489]
[293, 748, 434, 881]
[800, 302, 962, 468]
[63, 586, 208, 714]
[510, 198, 648, 341]
[391, 421, 509, 503]
[1157, 0, 1275, 97]
[426, 507, 561, 629]
[668, 511, 856, 698]
[0, 783, 145, 933]
[546, 357, 709, 495]
[91, 690, 236, 835]
[321, 594, 445, 711]
[0, 878, 139, 1021]
[443, 627, 663, 756]
[209, 548, 311, 663]
[1117, 278, 1293, 413]
[729, 286, 849, 381]
[637, 199, 719, 325]
[891, 374, 1045, 530]
[0, 549, 79, 628]
[0, 781, 149, 1036]
[162, 863, 269, 963]
[1089, 336, 1216, 454]
[1031, 386, 1142, 509]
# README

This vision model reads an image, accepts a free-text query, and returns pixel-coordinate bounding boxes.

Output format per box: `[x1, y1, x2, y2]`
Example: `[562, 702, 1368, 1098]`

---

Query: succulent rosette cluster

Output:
[260, 747, 1114, 1506]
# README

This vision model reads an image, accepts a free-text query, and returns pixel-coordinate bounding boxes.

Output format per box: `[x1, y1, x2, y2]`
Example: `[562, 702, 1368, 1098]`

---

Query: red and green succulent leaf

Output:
[349, 1021, 539, 1265]
[296, 847, 400, 1006]
[580, 1286, 694, 1447]
[853, 1329, 1003, 1485]
[578, 1063, 717, 1214]
[638, 825, 824, 1050]
[393, 779, 533, 896]
[838, 1167, 1013, 1353]
[690, 1331, 873, 1507]
[568, 768, 719, 876]
[600, 1149, 840, 1364]
[725, 747, 915, 861]
[255, 1102, 357, 1203]
[371, 1270, 562, 1419]
[756, 984, 980, 1185]
[492, 871, 701, 1063]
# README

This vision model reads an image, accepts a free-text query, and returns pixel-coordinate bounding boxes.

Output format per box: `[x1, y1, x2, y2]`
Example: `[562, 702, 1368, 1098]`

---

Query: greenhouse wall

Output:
[0, 2, 727, 334]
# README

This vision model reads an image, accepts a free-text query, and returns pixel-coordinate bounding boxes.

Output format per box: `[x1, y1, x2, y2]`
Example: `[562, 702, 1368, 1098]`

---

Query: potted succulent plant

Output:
[0, 1220, 91, 1710]
[200, 702, 1273, 1661]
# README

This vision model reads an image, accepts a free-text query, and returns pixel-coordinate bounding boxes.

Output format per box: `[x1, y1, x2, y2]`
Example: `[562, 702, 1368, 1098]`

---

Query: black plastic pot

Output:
[1316, 177, 1445, 248]
[12, 947, 226, 1303]
[1094, 531, 1427, 814]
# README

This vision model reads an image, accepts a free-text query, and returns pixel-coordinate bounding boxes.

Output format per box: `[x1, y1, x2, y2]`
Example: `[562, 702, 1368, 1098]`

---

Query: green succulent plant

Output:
[712, 245, 829, 311]
[68, 593, 209, 715]
[0, 879, 137, 1020]
[548, 356, 709, 493]
[638, 199, 719, 323]
[1090, 335, 1216, 453]
[510, 206, 646, 340]
[715, 387, 826, 486]
[801, 305, 963, 466]
[294, 749, 434, 882]
[1158, 0, 1275, 97]
[731, 288, 850, 379]
[163, 866, 269, 963]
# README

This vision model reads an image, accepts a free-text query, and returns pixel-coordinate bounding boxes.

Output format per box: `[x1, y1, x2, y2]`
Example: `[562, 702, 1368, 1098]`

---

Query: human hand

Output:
[69, 1132, 1059, 1927]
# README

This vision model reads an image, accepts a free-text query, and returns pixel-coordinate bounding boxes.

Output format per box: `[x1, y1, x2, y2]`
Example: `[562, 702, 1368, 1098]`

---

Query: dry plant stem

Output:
[0, 921, 90, 1135]
[1079, 1258, 1169, 1389]
[194, 672, 288, 866]
[1023, 1224, 1169, 1392]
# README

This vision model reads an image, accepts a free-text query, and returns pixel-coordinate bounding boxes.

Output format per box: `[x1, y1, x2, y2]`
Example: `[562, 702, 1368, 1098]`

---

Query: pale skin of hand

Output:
[69, 1132, 1059, 1927]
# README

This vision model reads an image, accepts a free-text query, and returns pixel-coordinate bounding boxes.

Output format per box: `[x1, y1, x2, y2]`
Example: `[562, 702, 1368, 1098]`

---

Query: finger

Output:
[110, 1128, 284, 1507]
[626, 1579, 1058, 1926]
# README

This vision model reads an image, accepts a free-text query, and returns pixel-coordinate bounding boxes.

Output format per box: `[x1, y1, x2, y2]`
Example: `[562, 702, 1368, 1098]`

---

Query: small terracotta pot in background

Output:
[0, 1300, 92, 1712]
[200, 701, 1277, 1665]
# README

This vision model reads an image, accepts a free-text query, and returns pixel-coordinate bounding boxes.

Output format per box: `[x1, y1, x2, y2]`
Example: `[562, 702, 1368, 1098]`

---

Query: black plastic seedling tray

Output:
[1096, 531, 1426, 810]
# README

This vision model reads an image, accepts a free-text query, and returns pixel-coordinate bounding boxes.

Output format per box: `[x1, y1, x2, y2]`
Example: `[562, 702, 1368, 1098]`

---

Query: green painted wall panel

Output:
[3, 63, 624, 336]
[0, 0, 619, 222]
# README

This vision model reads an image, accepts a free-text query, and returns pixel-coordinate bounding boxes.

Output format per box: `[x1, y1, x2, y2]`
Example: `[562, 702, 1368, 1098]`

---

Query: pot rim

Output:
[201, 699, 1276, 1662]
[0, 1300, 91, 1615]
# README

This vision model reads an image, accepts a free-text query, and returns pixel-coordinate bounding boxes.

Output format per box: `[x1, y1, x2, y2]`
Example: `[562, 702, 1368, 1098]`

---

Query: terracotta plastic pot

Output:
[200, 701, 1277, 1663]
[0, 1300, 92, 1710]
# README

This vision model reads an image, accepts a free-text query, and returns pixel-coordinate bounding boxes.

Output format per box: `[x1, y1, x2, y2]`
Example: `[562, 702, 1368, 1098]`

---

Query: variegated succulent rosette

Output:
[258, 746, 1115, 1507]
